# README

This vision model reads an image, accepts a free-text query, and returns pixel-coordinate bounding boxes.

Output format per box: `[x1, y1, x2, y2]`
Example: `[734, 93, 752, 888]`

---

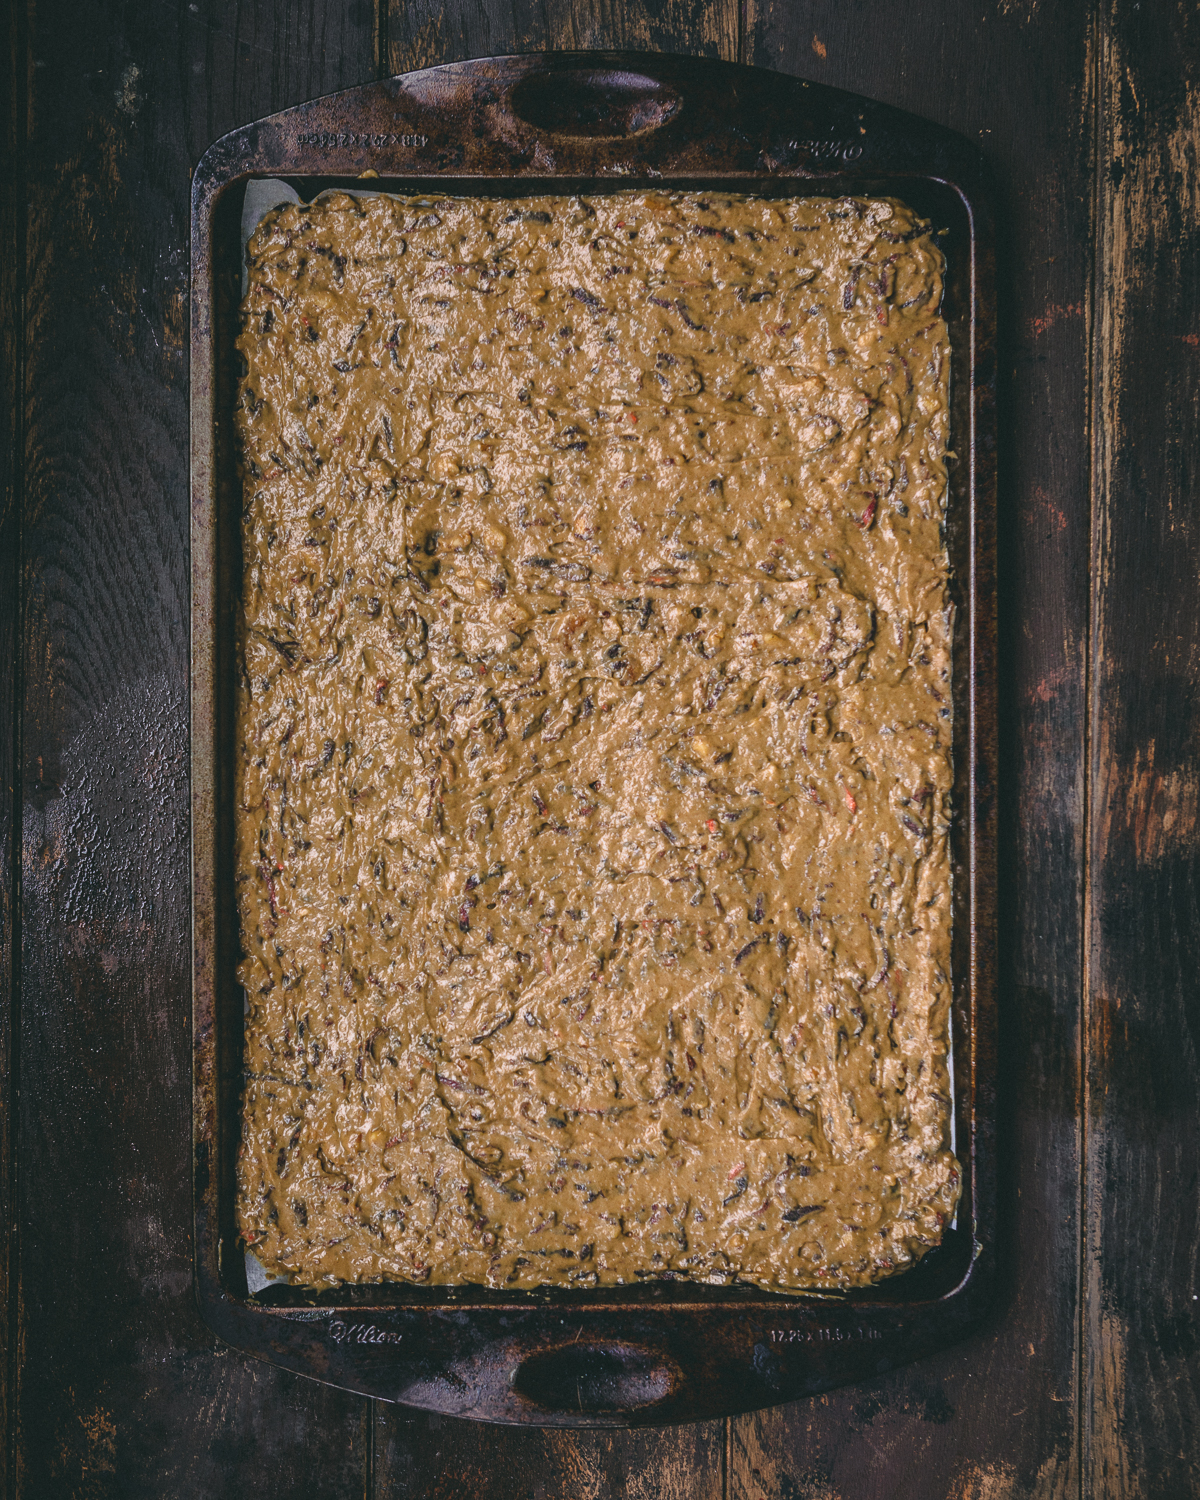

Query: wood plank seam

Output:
[1082, 6, 1102, 1498]
[3, 0, 27, 1492]
[3, 462, 21, 1500]
[367, 1390, 375, 1498]
[730, 36, 742, 1500]
[376, 0, 389, 83]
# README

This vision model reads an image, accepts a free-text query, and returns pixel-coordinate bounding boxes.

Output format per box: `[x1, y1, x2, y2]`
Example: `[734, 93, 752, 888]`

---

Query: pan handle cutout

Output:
[511, 1341, 678, 1414]
[507, 68, 681, 139]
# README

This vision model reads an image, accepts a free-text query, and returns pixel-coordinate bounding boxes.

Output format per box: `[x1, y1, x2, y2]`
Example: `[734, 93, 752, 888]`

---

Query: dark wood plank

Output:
[386, 0, 739, 76]
[15, 1, 376, 1494]
[374, 4, 740, 1490]
[377, 1407, 725, 1500]
[732, 3, 1093, 1494]
[1088, 5, 1200, 1496]
[0, 0, 25, 1491]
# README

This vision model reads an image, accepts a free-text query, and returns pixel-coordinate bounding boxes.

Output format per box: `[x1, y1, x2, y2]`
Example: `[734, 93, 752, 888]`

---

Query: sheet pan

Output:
[191, 51, 997, 1426]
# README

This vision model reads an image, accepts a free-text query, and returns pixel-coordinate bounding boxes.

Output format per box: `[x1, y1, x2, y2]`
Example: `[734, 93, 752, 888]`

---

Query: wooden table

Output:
[1, 1, 1196, 1494]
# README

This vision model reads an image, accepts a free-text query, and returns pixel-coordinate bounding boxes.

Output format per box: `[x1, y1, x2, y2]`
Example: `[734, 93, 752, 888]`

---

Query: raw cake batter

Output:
[234, 189, 960, 1290]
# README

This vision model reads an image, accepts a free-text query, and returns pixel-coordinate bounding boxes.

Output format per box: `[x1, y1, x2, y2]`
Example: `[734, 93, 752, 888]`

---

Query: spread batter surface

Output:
[234, 190, 960, 1290]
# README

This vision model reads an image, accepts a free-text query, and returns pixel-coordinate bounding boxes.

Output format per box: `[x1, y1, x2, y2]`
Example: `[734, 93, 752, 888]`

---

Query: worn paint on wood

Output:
[1088, 3, 1200, 1497]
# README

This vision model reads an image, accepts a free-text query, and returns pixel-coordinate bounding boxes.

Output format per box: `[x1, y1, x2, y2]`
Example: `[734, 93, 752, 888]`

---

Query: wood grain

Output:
[386, 0, 739, 75]
[15, 0, 376, 1494]
[734, 2, 1093, 1495]
[0, 0, 24, 1493]
[377, 5, 735, 1493]
[5, 0, 1199, 1492]
[375, 1407, 725, 1500]
[1088, 3, 1200, 1496]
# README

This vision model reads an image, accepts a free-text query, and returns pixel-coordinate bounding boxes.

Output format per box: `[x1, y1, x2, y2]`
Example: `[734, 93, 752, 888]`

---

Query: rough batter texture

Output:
[234, 189, 960, 1291]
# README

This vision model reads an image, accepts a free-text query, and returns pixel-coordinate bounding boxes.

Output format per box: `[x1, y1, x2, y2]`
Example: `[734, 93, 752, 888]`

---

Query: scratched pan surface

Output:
[190, 51, 998, 1428]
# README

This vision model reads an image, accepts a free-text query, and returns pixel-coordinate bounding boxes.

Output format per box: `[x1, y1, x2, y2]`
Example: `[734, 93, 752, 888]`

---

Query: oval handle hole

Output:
[508, 69, 681, 139]
[512, 1342, 676, 1413]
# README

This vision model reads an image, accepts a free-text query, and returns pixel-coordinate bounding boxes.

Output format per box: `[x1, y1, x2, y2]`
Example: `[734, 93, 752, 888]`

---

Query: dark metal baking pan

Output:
[191, 51, 997, 1427]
